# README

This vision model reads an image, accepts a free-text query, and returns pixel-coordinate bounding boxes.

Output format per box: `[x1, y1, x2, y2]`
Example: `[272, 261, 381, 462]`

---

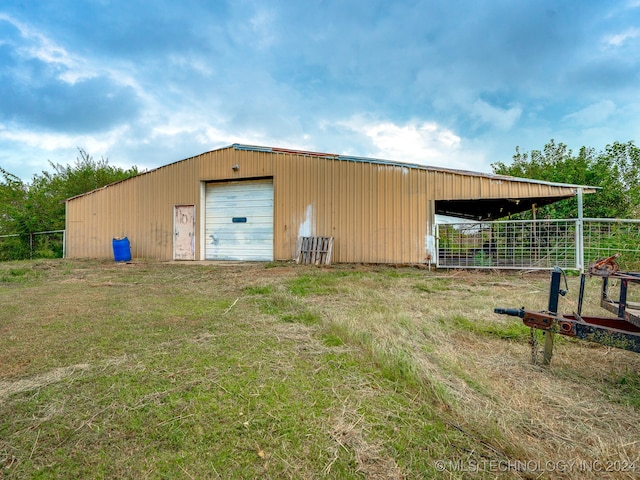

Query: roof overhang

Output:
[436, 188, 597, 221]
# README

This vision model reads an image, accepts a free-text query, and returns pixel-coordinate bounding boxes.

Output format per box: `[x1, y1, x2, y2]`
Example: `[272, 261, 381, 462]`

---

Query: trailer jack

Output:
[495, 258, 640, 364]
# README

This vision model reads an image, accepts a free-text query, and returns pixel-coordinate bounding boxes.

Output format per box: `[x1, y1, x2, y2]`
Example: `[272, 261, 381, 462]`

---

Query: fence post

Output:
[29, 233, 33, 260]
[434, 223, 440, 268]
[575, 188, 584, 273]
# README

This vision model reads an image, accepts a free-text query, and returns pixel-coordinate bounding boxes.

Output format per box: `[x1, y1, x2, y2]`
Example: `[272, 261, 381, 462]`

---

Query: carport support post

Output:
[543, 267, 562, 365]
[576, 188, 584, 273]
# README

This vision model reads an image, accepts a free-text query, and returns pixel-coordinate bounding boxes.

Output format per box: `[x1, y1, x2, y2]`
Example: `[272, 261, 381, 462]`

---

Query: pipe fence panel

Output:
[436, 219, 640, 270]
[583, 219, 640, 271]
[436, 220, 577, 269]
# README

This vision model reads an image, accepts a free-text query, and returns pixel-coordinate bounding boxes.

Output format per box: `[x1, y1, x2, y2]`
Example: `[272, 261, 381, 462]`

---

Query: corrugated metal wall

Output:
[66, 158, 200, 260]
[65, 146, 579, 264]
[275, 155, 432, 263]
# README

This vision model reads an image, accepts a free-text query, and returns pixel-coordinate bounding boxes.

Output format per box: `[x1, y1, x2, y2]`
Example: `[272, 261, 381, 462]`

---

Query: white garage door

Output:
[205, 180, 274, 261]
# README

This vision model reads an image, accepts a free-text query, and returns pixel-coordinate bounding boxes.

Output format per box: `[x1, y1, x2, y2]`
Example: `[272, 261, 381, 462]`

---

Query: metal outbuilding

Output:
[65, 144, 596, 264]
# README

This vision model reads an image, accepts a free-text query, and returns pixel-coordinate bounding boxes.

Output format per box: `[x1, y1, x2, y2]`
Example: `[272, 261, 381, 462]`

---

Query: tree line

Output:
[0, 141, 638, 261]
[492, 140, 640, 219]
[0, 149, 138, 260]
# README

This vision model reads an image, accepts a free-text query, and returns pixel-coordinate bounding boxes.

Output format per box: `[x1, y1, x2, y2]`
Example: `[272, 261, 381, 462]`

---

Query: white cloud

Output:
[0, 123, 138, 180]
[0, 123, 130, 154]
[563, 100, 616, 126]
[470, 99, 522, 130]
[0, 13, 142, 92]
[336, 116, 487, 170]
[145, 113, 276, 149]
[0, 13, 92, 84]
[602, 27, 640, 47]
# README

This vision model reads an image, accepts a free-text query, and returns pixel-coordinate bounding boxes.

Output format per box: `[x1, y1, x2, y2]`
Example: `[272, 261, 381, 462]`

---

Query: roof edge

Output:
[65, 142, 599, 202]
[66, 144, 238, 202]
[231, 143, 599, 192]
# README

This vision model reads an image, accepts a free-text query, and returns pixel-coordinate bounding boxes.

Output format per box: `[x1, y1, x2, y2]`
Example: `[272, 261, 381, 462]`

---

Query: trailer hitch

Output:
[493, 308, 524, 318]
[495, 261, 640, 363]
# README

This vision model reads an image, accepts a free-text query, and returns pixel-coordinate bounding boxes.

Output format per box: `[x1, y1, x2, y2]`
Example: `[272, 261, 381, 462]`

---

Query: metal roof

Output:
[231, 143, 599, 192]
[66, 142, 599, 203]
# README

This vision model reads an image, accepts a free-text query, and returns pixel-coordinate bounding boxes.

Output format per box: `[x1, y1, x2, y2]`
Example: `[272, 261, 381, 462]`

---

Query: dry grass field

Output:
[1, 259, 639, 479]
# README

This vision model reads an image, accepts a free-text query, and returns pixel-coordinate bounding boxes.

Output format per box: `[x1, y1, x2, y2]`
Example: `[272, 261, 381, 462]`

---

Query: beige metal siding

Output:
[65, 145, 582, 264]
[66, 158, 200, 260]
[199, 148, 274, 180]
[427, 169, 577, 200]
[272, 154, 430, 263]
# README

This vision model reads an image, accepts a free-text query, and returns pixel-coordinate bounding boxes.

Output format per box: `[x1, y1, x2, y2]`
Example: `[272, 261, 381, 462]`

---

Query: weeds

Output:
[447, 313, 531, 341]
[243, 285, 272, 295]
[1, 261, 639, 479]
[0, 266, 36, 283]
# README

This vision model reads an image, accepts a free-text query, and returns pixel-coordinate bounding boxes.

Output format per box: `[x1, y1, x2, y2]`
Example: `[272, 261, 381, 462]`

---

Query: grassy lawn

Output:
[1, 260, 639, 479]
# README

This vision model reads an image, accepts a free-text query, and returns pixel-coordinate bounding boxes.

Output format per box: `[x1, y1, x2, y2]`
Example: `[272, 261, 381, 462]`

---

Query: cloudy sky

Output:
[1, 0, 639, 181]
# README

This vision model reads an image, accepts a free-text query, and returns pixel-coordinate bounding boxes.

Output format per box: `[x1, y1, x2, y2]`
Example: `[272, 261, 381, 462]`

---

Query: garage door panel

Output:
[209, 233, 273, 241]
[206, 211, 273, 221]
[205, 180, 274, 261]
[208, 234, 273, 242]
[208, 199, 273, 208]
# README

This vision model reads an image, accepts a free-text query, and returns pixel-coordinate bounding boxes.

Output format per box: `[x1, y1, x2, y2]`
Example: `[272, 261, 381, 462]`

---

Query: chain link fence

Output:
[0, 230, 65, 261]
[436, 219, 640, 271]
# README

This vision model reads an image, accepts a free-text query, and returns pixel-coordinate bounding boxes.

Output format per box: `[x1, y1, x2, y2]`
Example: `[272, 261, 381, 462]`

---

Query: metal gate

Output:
[436, 218, 640, 271]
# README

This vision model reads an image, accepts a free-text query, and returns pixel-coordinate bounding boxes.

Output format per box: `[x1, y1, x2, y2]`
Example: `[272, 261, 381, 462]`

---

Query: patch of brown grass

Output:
[326, 404, 405, 479]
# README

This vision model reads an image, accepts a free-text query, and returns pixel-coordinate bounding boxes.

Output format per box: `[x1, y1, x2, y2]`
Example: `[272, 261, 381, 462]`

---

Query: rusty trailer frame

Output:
[495, 255, 640, 363]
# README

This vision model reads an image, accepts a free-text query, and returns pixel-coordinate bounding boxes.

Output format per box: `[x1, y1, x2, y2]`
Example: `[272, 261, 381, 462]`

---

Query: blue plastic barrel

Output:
[112, 237, 132, 262]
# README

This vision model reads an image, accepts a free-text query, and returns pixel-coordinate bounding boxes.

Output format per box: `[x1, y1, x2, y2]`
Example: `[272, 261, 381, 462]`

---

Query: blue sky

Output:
[1, 0, 639, 181]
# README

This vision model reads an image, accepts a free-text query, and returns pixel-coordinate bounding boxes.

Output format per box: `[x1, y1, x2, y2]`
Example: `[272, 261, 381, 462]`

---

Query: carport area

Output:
[433, 186, 609, 270]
